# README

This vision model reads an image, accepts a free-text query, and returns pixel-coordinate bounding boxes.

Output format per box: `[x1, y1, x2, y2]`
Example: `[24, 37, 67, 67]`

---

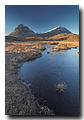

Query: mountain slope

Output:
[44, 26, 71, 34]
[9, 24, 35, 38]
[8, 24, 73, 38]
[34, 26, 72, 38]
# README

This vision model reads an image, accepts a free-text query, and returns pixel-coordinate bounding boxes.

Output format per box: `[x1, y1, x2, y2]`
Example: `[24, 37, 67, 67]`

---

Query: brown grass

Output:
[51, 41, 79, 52]
[6, 33, 79, 42]
[47, 33, 73, 40]
[66, 35, 79, 42]
[5, 41, 46, 54]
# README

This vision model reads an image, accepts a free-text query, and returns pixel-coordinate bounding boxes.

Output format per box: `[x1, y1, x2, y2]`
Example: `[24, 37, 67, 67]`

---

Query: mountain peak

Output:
[18, 23, 24, 27]
[15, 23, 35, 34]
[56, 26, 60, 28]
[48, 26, 65, 32]
[55, 26, 66, 30]
[44, 26, 71, 34]
[9, 24, 35, 38]
[19, 23, 23, 26]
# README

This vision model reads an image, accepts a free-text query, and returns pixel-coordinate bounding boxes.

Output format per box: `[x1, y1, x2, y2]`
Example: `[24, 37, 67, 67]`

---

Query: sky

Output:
[5, 5, 79, 35]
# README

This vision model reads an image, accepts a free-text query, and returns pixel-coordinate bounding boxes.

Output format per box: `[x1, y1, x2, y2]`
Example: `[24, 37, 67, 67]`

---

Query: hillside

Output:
[25, 34, 79, 42]
[65, 34, 79, 42]
[44, 33, 74, 40]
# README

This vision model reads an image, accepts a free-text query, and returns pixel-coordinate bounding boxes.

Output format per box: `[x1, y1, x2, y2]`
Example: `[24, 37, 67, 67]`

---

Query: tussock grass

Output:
[54, 83, 67, 94]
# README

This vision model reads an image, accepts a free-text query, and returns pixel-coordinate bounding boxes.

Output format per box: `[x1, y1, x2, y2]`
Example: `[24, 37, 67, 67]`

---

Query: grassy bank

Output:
[5, 40, 55, 115]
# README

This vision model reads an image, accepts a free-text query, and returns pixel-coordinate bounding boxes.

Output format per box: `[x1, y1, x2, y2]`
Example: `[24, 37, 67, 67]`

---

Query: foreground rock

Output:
[5, 41, 54, 115]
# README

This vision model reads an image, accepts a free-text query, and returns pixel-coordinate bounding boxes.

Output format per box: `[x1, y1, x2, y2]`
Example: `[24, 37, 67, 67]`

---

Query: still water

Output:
[20, 44, 79, 115]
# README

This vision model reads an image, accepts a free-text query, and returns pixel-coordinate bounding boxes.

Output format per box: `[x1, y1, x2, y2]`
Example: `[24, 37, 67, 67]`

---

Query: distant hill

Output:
[8, 24, 74, 38]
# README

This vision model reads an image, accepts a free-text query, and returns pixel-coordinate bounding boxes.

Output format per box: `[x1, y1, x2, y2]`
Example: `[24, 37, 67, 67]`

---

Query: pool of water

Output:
[20, 44, 79, 115]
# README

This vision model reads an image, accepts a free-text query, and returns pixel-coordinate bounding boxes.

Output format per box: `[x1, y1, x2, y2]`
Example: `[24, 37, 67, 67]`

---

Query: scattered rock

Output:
[47, 51, 50, 54]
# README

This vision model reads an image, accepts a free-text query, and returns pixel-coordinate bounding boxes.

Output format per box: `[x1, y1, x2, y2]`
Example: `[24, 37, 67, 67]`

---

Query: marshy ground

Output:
[5, 36, 79, 115]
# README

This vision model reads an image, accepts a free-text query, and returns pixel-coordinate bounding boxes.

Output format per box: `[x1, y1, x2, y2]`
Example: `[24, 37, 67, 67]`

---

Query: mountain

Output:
[44, 26, 71, 34]
[8, 24, 73, 38]
[41, 26, 72, 37]
[8, 24, 35, 38]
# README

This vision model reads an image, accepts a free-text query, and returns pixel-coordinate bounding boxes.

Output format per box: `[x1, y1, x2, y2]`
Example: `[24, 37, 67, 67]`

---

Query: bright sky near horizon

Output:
[5, 5, 79, 35]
